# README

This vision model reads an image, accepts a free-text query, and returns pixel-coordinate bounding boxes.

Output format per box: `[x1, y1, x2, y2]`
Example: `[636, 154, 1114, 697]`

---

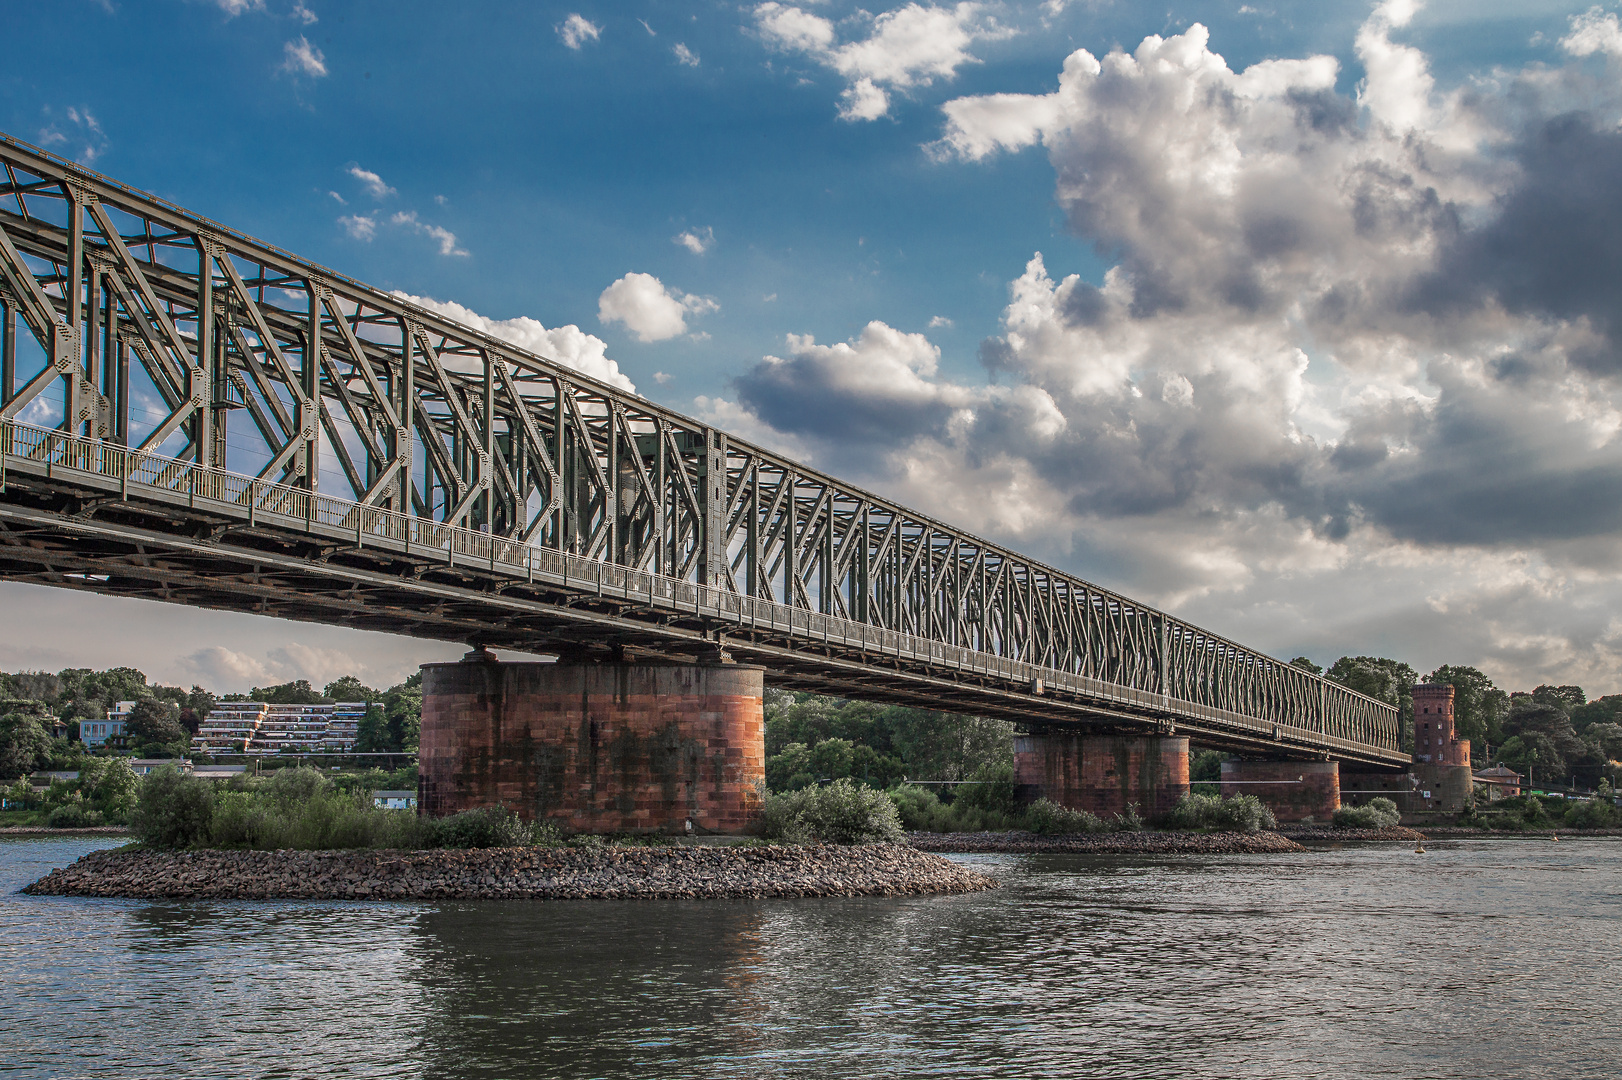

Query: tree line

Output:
[0, 667, 422, 783]
[1291, 657, 1620, 787]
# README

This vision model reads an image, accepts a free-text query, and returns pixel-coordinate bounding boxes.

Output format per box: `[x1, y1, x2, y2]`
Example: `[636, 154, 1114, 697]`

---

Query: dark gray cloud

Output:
[1415, 111, 1622, 374]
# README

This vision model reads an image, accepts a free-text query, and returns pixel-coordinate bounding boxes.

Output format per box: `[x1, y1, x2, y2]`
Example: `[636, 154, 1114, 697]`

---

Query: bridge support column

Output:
[1220, 760, 1340, 822]
[1014, 731, 1189, 819]
[418, 654, 765, 835]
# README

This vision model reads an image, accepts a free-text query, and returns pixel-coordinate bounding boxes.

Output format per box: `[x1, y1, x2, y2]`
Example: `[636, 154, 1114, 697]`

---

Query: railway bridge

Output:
[0, 133, 1405, 832]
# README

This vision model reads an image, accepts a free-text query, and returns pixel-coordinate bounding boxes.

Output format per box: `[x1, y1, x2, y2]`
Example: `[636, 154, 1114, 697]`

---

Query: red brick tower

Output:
[1412, 683, 1469, 768]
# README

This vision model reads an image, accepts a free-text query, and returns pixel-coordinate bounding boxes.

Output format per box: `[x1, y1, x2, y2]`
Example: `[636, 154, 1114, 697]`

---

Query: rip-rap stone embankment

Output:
[22, 843, 998, 900]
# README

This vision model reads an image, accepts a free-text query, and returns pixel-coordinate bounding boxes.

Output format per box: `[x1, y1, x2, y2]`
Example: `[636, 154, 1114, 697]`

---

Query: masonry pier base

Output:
[418, 654, 766, 835]
[1014, 731, 1190, 819]
[1220, 760, 1340, 822]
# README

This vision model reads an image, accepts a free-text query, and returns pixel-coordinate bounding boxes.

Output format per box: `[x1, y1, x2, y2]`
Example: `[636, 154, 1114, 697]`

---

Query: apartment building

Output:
[190, 701, 372, 756]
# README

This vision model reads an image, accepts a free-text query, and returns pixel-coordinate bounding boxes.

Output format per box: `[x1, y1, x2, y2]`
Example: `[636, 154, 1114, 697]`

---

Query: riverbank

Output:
[20, 843, 997, 900]
[1278, 825, 1426, 843]
[0, 826, 133, 837]
[1417, 826, 1622, 839]
[908, 830, 1306, 854]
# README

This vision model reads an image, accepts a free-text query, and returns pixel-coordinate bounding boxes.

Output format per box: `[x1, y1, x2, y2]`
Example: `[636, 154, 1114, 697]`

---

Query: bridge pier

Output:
[418, 653, 765, 835]
[1014, 731, 1189, 819]
[1220, 760, 1340, 822]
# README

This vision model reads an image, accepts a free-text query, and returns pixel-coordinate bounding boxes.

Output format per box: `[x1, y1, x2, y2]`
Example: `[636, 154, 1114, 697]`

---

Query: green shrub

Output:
[47, 802, 105, 828]
[952, 763, 1020, 816]
[1022, 797, 1103, 835]
[762, 778, 904, 844]
[131, 766, 216, 849]
[1564, 799, 1620, 830]
[424, 806, 557, 849]
[264, 766, 331, 807]
[1159, 792, 1278, 832]
[888, 784, 953, 831]
[1332, 796, 1401, 829]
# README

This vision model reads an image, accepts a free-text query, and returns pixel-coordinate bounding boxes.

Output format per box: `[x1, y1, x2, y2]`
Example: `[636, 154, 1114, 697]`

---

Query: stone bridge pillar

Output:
[419, 653, 765, 835]
[1014, 731, 1189, 819]
[1220, 760, 1340, 822]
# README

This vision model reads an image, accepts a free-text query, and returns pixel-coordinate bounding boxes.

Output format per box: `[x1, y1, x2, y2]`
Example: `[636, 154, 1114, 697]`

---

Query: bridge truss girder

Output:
[0, 132, 1405, 767]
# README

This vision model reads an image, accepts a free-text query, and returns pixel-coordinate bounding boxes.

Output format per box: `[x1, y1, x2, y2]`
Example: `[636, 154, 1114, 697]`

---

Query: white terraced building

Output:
[191, 702, 372, 756]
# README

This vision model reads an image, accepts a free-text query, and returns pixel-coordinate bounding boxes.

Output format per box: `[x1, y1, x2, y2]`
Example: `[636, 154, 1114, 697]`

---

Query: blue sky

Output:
[4, 0, 1622, 696]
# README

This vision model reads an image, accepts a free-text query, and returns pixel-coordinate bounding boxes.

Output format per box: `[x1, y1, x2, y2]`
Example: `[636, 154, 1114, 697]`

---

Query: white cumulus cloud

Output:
[754, 1, 1010, 121]
[393, 292, 635, 392]
[598, 272, 718, 342]
[557, 13, 601, 50]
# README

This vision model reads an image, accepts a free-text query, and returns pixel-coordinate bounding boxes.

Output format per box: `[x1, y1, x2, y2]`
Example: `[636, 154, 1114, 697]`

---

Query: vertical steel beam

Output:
[85, 261, 101, 426]
[113, 336, 129, 446]
[301, 286, 320, 491]
[64, 190, 83, 434]
[482, 353, 494, 531]
[196, 242, 216, 466]
[701, 427, 725, 588]
[0, 294, 12, 405]
[398, 323, 414, 516]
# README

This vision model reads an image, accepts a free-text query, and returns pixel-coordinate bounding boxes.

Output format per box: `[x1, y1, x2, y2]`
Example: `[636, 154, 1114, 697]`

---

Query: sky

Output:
[2, 0, 1621, 697]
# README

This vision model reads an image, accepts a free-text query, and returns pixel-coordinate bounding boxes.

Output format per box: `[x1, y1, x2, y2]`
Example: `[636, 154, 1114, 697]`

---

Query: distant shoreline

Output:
[909, 830, 1308, 854]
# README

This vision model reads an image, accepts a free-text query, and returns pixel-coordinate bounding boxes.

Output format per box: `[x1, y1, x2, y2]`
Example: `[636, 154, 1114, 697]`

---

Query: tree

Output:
[1190, 749, 1225, 782]
[249, 679, 327, 705]
[1505, 696, 1584, 767]
[1585, 722, 1622, 761]
[1289, 657, 1323, 675]
[382, 675, 422, 750]
[1574, 695, 1622, 732]
[809, 737, 856, 780]
[0, 712, 54, 781]
[766, 742, 813, 792]
[125, 698, 186, 749]
[1533, 684, 1587, 710]
[75, 756, 139, 822]
[355, 704, 391, 753]
[176, 686, 217, 736]
[1328, 656, 1418, 751]
[323, 675, 378, 702]
[1497, 733, 1561, 783]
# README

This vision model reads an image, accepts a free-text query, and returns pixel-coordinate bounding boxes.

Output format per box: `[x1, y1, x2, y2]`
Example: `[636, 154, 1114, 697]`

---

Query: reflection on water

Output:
[4, 837, 1620, 1079]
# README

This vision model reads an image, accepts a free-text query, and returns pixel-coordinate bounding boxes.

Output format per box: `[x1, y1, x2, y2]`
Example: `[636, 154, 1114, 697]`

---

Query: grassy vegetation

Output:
[130, 766, 564, 851]
[1332, 796, 1402, 829]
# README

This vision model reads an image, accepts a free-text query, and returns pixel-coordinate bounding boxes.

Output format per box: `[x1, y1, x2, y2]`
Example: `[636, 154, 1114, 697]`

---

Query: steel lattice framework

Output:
[0, 133, 1405, 768]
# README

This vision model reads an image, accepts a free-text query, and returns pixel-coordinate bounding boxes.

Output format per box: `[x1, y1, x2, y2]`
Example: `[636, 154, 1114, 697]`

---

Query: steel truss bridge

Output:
[0, 133, 1404, 769]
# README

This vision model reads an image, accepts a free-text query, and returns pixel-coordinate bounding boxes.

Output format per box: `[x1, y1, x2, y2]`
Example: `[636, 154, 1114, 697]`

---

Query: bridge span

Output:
[0, 133, 1406, 828]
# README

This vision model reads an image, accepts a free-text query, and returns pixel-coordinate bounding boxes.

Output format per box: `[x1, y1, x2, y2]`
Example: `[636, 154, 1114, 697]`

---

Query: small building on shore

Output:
[373, 790, 417, 810]
[1473, 765, 1522, 800]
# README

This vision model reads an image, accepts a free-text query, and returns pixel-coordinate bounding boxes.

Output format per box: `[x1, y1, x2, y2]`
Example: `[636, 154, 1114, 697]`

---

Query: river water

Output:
[3, 836, 1619, 1079]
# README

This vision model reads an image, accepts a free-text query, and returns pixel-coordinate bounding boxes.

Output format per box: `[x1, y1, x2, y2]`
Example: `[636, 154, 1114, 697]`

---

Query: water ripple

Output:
[4, 838, 1619, 1078]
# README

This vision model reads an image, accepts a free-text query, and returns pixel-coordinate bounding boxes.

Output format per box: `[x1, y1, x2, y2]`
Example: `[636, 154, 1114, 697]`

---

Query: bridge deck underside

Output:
[0, 456, 1408, 768]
